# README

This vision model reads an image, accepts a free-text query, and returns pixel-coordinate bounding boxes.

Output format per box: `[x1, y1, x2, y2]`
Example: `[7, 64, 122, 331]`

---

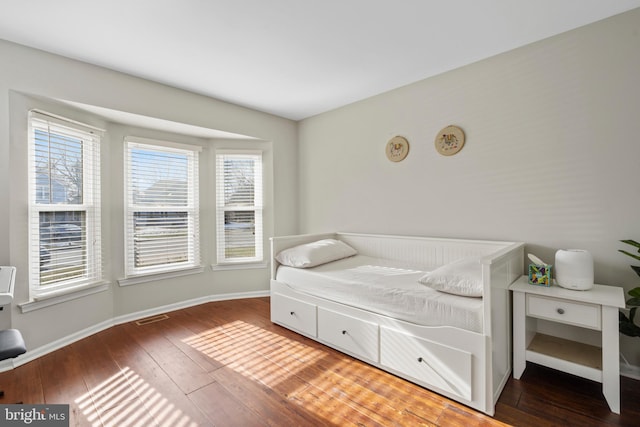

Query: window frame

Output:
[215, 149, 264, 266]
[123, 136, 202, 278]
[27, 110, 103, 299]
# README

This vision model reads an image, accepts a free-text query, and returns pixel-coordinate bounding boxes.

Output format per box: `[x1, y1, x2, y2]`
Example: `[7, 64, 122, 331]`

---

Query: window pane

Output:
[133, 212, 189, 268]
[39, 211, 86, 286]
[34, 129, 84, 205]
[224, 210, 256, 258]
[223, 158, 255, 206]
[131, 148, 188, 206]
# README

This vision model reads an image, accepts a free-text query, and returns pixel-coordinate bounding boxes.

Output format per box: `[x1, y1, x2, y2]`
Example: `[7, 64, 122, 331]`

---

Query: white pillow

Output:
[418, 257, 483, 297]
[275, 239, 357, 268]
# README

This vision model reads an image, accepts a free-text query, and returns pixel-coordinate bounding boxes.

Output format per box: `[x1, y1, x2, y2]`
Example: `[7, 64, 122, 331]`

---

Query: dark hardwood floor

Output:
[0, 297, 638, 426]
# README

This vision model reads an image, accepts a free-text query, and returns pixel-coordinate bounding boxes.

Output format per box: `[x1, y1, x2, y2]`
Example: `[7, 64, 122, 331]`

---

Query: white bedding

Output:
[275, 255, 484, 333]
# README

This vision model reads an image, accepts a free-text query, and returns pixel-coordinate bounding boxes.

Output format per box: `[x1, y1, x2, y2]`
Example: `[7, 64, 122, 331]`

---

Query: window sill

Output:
[19, 281, 111, 313]
[118, 266, 204, 287]
[210, 262, 268, 271]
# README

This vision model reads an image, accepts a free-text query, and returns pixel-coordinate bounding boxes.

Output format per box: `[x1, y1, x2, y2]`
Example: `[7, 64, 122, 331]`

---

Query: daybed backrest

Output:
[337, 232, 512, 269]
[270, 232, 523, 284]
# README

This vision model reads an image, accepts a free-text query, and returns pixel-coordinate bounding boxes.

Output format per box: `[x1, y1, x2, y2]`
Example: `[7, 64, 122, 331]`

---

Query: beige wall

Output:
[0, 39, 298, 350]
[298, 9, 640, 365]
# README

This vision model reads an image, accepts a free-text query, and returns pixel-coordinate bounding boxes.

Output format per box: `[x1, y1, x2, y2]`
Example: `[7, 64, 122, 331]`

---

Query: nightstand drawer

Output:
[527, 294, 601, 330]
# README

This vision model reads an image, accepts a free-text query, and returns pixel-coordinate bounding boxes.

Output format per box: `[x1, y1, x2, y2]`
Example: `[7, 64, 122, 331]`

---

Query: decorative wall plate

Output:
[386, 136, 409, 162]
[435, 125, 465, 156]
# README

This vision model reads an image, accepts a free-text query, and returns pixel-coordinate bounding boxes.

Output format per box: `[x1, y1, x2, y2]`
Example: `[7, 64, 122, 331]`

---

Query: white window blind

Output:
[28, 111, 103, 297]
[124, 137, 201, 277]
[215, 150, 263, 264]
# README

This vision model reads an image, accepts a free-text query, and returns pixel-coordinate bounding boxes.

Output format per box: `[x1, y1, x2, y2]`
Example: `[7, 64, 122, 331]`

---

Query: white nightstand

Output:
[510, 276, 625, 413]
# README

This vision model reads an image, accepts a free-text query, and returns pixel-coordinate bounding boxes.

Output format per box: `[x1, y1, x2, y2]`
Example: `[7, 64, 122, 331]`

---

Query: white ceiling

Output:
[1, 0, 639, 121]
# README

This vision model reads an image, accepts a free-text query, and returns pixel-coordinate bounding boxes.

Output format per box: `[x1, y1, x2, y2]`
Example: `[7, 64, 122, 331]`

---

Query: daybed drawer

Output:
[527, 294, 601, 330]
[271, 294, 317, 337]
[318, 308, 379, 362]
[380, 327, 472, 401]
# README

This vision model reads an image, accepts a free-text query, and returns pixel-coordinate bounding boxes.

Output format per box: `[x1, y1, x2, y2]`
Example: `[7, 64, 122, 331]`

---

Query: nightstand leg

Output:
[513, 291, 526, 379]
[602, 305, 620, 414]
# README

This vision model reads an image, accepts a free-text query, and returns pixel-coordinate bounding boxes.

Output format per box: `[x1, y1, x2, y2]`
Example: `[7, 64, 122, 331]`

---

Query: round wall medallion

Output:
[435, 125, 465, 156]
[386, 136, 409, 162]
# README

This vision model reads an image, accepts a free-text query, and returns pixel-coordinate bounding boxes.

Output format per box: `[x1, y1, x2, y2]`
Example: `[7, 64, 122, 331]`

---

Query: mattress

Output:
[275, 255, 483, 333]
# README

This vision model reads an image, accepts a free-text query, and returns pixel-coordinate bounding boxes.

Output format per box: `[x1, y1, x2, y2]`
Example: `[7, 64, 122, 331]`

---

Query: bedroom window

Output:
[28, 111, 103, 298]
[215, 150, 263, 265]
[124, 137, 201, 277]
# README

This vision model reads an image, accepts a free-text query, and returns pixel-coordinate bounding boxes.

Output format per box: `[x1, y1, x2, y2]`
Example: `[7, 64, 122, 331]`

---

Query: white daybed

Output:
[270, 232, 524, 416]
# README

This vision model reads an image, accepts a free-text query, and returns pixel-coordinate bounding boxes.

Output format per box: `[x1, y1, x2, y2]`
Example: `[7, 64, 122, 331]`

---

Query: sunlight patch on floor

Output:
[183, 320, 403, 425]
[75, 366, 197, 427]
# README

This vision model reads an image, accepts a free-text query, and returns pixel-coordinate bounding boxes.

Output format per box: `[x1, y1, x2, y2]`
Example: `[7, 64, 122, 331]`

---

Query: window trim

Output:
[19, 281, 110, 313]
[123, 136, 202, 278]
[117, 265, 204, 287]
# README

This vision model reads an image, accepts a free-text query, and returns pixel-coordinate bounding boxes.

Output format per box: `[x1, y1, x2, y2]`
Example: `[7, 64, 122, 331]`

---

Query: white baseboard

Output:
[9, 319, 115, 369]
[112, 289, 269, 325]
[2, 290, 270, 372]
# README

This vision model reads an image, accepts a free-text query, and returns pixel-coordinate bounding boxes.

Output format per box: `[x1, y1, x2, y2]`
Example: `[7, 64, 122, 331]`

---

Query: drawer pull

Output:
[557, 308, 565, 315]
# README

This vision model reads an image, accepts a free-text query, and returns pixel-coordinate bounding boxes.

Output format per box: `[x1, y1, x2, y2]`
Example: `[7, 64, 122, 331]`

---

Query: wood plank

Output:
[437, 404, 511, 427]
[515, 390, 617, 427]
[71, 332, 140, 413]
[290, 381, 390, 427]
[37, 345, 102, 426]
[212, 366, 330, 426]
[120, 320, 215, 394]
[99, 324, 212, 427]
[0, 359, 44, 404]
[493, 402, 550, 427]
[517, 364, 613, 417]
[93, 397, 161, 427]
[188, 381, 265, 427]
[140, 308, 224, 373]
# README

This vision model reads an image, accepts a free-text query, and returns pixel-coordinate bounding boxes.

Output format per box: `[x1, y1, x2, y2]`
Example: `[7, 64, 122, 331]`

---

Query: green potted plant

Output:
[619, 239, 640, 337]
